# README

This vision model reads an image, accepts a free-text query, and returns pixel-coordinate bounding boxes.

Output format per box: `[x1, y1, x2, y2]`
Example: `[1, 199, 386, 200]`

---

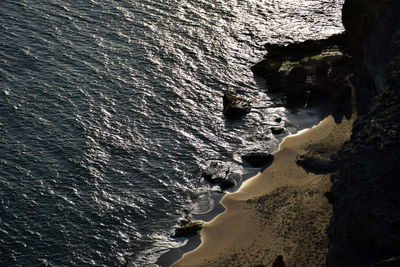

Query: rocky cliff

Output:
[341, 0, 395, 57]
[327, 0, 400, 266]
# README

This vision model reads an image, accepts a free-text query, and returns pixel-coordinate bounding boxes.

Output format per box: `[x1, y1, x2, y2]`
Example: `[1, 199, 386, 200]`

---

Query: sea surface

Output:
[0, 0, 344, 266]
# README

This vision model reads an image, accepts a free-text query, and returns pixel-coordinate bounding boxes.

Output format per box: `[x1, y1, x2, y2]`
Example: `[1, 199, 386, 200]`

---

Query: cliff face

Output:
[342, 0, 394, 57]
[328, 0, 400, 265]
[343, 0, 400, 114]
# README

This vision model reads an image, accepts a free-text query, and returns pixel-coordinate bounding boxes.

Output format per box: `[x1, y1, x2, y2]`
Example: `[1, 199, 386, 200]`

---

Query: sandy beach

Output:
[172, 94, 356, 266]
[170, 0, 400, 264]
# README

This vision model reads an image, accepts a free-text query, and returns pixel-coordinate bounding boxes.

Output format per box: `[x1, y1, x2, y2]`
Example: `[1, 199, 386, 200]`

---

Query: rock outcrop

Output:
[270, 126, 284, 135]
[296, 155, 337, 175]
[342, 0, 396, 56]
[251, 34, 353, 106]
[201, 160, 237, 189]
[220, 175, 236, 190]
[222, 92, 251, 119]
[174, 219, 205, 238]
[202, 160, 230, 183]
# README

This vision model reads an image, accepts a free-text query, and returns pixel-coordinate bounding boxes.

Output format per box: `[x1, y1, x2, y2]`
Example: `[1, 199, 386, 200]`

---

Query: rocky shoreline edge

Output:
[168, 30, 355, 241]
[162, 0, 400, 266]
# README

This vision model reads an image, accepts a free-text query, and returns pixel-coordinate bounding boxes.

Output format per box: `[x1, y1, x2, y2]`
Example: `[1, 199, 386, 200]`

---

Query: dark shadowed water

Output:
[0, 0, 343, 265]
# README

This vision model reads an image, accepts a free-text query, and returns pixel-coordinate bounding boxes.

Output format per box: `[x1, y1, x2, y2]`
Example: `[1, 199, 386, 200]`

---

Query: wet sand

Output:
[172, 96, 356, 266]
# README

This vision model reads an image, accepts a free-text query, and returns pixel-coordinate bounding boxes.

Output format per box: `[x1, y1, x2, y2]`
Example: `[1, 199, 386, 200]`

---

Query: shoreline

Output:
[157, 102, 333, 266]
[172, 94, 356, 266]
[168, 0, 400, 265]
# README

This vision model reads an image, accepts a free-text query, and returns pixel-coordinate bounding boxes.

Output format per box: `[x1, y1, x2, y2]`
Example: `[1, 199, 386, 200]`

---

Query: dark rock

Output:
[272, 255, 286, 267]
[281, 54, 353, 104]
[251, 32, 354, 107]
[242, 152, 273, 167]
[314, 60, 331, 76]
[308, 76, 338, 99]
[251, 58, 282, 73]
[296, 155, 337, 174]
[327, 2, 400, 265]
[330, 82, 352, 101]
[287, 65, 308, 84]
[370, 256, 400, 267]
[330, 58, 353, 77]
[202, 160, 229, 183]
[251, 59, 284, 91]
[329, 54, 352, 67]
[327, 88, 400, 266]
[270, 126, 284, 134]
[342, 0, 392, 56]
[220, 177, 236, 190]
[222, 92, 251, 120]
[178, 218, 190, 226]
[173, 220, 204, 238]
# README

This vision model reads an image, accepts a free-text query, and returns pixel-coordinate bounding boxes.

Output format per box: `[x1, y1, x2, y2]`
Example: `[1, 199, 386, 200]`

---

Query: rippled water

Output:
[0, 0, 343, 266]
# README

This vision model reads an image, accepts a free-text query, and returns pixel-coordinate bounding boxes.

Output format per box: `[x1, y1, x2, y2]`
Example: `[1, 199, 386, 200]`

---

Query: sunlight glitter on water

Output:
[0, 0, 344, 266]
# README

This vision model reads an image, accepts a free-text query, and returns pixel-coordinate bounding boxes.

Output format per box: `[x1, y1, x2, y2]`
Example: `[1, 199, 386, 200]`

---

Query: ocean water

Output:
[0, 0, 343, 266]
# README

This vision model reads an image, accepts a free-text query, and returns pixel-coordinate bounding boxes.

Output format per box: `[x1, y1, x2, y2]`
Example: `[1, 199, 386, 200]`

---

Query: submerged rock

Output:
[222, 92, 251, 119]
[270, 126, 285, 134]
[202, 160, 230, 183]
[242, 152, 273, 167]
[220, 176, 236, 190]
[221, 172, 241, 190]
[174, 219, 205, 238]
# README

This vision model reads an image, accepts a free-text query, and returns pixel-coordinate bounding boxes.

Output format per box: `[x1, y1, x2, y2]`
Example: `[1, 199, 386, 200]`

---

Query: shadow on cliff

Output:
[326, 0, 400, 266]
